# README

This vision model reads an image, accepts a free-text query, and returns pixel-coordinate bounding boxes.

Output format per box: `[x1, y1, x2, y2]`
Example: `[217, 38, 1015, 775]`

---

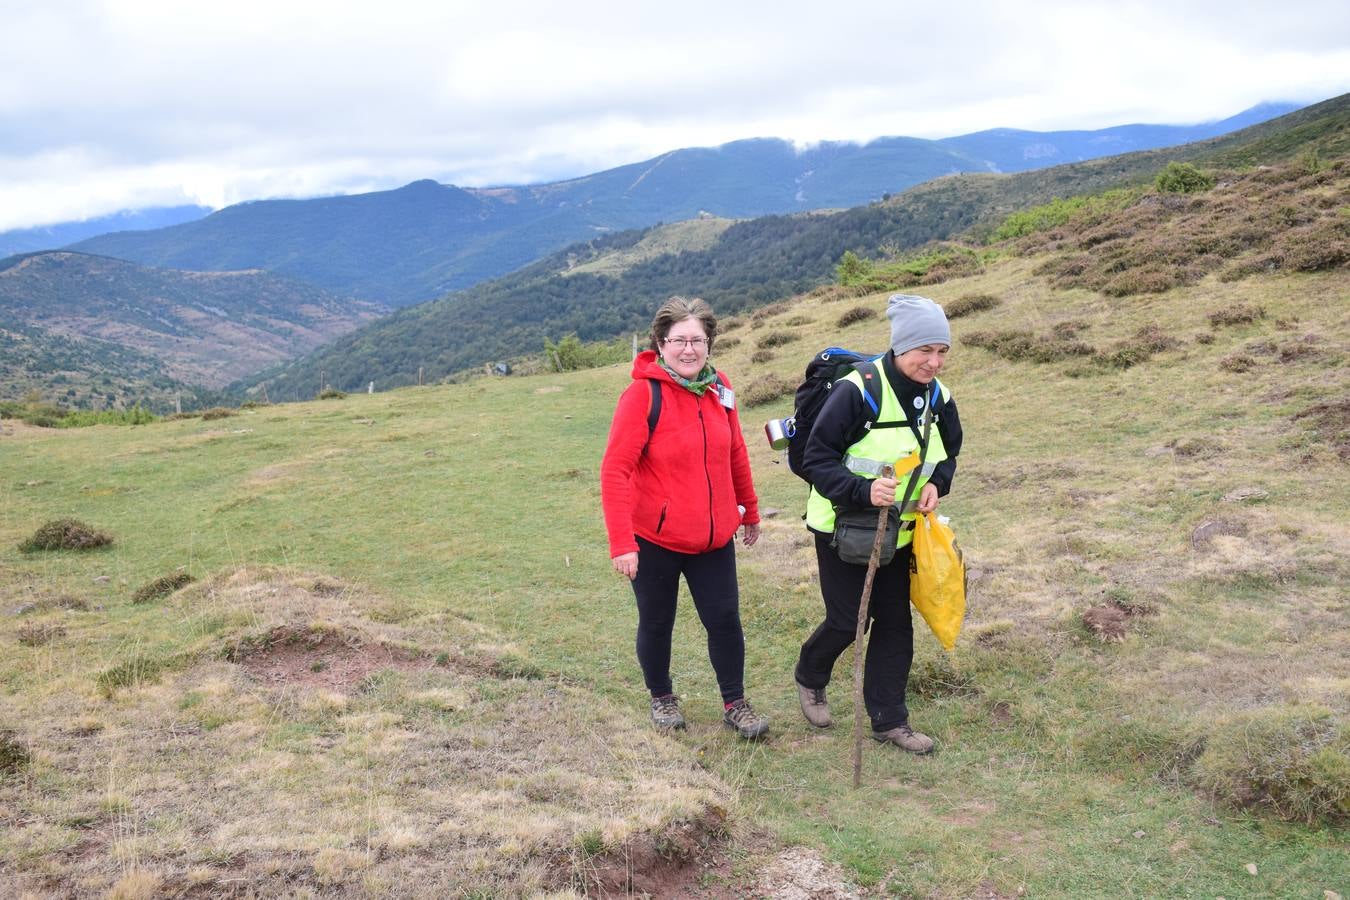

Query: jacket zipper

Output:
[698, 401, 714, 550]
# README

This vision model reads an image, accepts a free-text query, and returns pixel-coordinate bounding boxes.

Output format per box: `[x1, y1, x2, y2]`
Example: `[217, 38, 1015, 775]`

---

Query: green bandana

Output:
[659, 360, 719, 396]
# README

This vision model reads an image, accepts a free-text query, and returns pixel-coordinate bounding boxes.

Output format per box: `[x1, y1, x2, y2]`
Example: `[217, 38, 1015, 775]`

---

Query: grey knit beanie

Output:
[886, 293, 951, 356]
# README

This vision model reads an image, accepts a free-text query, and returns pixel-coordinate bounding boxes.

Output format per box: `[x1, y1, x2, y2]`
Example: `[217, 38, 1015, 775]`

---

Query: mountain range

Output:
[237, 94, 1348, 401]
[64, 103, 1299, 308]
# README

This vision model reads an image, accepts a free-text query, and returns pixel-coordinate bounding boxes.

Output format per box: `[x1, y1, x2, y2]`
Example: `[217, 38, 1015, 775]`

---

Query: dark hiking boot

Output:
[872, 723, 935, 754]
[722, 698, 770, 739]
[650, 694, 686, 730]
[797, 681, 832, 728]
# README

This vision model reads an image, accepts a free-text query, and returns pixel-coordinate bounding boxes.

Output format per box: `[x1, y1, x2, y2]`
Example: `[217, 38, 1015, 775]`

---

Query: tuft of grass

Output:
[96, 654, 166, 698]
[1190, 705, 1348, 826]
[945, 293, 1000, 319]
[907, 654, 978, 698]
[18, 518, 113, 552]
[1208, 303, 1266, 328]
[0, 730, 31, 776]
[17, 622, 66, 646]
[836, 305, 877, 327]
[132, 571, 196, 604]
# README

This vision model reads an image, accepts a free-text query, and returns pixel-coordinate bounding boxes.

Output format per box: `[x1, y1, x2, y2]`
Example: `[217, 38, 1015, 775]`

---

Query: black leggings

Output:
[796, 532, 914, 732]
[631, 536, 745, 703]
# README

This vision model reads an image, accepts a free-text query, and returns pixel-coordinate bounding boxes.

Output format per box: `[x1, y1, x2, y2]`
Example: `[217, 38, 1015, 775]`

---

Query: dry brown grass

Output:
[0, 568, 732, 896]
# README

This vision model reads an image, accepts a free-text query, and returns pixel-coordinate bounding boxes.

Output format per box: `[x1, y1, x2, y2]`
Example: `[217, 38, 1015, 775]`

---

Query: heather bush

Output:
[19, 519, 113, 552]
[1156, 162, 1215, 194]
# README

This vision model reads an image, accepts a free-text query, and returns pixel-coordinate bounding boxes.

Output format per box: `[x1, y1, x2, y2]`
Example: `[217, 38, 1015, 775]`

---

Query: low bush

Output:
[96, 654, 166, 698]
[756, 330, 796, 349]
[750, 349, 775, 364]
[716, 336, 741, 350]
[17, 622, 66, 646]
[741, 373, 795, 408]
[132, 572, 196, 604]
[836, 305, 877, 327]
[1156, 162, 1215, 194]
[200, 407, 236, 421]
[318, 388, 348, 400]
[946, 294, 1000, 319]
[18, 519, 113, 552]
[1219, 352, 1258, 373]
[1189, 705, 1348, 825]
[1208, 304, 1266, 328]
[962, 330, 1096, 364]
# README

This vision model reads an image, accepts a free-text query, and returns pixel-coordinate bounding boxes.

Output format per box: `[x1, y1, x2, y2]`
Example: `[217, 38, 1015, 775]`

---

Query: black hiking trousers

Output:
[796, 532, 914, 732]
[631, 535, 745, 704]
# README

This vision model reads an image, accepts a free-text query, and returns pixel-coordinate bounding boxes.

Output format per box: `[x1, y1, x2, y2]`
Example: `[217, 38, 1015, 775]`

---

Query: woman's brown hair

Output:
[648, 296, 717, 354]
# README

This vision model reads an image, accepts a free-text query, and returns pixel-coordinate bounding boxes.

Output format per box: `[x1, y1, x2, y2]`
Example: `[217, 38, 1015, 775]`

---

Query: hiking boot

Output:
[722, 698, 770, 739]
[797, 681, 832, 728]
[872, 723, 935, 754]
[650, 694, 686, 730]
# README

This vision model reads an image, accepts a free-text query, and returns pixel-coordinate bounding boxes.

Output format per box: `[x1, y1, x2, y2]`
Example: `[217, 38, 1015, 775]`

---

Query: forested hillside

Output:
[243, 94, 1348, 401]
[0, 251, 387, 402]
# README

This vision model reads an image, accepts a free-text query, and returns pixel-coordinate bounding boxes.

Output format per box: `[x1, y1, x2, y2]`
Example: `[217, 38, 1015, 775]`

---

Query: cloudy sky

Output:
[2, 0, 1347, 231]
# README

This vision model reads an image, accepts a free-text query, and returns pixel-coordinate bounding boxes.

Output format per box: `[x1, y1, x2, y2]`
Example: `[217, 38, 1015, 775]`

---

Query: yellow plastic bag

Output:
[909, 511, 966, 650]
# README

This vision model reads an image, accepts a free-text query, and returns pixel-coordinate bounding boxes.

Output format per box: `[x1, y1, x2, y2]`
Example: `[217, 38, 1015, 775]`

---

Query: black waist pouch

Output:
[831, 506, 901, 566]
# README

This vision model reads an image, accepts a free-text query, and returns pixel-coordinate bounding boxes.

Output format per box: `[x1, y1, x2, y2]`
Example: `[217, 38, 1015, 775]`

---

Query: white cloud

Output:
[0, 0, 1346, 230]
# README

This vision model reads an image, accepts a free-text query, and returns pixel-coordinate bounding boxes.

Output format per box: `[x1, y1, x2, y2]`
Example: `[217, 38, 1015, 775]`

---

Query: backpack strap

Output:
[855, 359, 904, 431]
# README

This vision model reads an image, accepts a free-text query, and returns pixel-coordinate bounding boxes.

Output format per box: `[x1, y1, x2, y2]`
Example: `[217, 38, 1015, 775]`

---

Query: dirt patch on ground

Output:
[230, 625, 435, 692]
[752, 846, 861, 899]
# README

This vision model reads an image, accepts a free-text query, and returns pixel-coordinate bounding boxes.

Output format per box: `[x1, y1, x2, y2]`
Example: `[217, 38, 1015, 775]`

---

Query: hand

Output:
[742, 522, 760, 547]
[869, 476, 898, 507]
[916, 482, 939, 514]
[613, 552, 638, 580]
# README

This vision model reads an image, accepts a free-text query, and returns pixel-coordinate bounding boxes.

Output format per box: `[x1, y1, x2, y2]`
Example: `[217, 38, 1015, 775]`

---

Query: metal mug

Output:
[764, 416, 796, 450]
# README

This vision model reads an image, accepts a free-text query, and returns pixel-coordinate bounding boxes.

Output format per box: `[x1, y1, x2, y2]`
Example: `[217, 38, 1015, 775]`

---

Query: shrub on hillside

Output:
[19, 519, 113, 553]
[318, 388, 348, 400]
[1189, 705, 1348, 825]
[1156, 162, 1215, 194]
[741, 374, 794, 408]
[132, 572, 195, 604]
[750, 349, 775, 364]
[945, 294, 1000, 319]
[836, 305, 877, 327]
[1208, 304, 1266, 328]
[756, 330, 796, 349]
[716, 336, 741, 350]
[200, 407, 236, 421]
[962, 329, 1095, 364]
[543, 333, 629, 372]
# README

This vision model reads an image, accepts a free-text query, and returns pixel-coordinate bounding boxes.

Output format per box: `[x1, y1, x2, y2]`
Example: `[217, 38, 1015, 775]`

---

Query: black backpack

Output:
[784, 347, 896, 482]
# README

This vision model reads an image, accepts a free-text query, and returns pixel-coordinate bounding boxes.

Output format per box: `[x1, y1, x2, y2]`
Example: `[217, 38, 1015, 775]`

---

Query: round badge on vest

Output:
[912, 396, 924, 409]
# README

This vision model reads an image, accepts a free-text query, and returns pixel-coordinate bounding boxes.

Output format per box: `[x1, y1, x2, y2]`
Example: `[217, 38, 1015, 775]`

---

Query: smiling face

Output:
[659, 316, 710, 380]
[896, 343, 948, 384]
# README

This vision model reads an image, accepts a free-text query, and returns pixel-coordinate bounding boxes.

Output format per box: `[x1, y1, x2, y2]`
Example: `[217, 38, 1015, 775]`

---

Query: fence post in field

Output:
[368, 381, 374, 394]
[418, 367, 424, 386]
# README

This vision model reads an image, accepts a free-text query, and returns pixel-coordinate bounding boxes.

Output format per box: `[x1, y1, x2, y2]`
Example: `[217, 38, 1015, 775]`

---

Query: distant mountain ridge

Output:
[69, 103, 1301, 307]
[0, 205, 211, 258]
[0, 251, 388, 397]
[239, 94, 1346, 401]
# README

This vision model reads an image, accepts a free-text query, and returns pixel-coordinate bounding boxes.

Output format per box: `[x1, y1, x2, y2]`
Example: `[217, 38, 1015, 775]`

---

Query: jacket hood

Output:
[630, 349, 676, 383]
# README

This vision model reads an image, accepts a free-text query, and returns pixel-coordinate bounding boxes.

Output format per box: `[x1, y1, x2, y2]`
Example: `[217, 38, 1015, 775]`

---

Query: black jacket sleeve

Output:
[928, 394, 962, 497]
[801, 381, 876, 511]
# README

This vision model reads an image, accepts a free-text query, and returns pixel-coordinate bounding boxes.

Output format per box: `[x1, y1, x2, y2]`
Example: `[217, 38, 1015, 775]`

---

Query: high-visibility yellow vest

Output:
[805, 370, 950, 549]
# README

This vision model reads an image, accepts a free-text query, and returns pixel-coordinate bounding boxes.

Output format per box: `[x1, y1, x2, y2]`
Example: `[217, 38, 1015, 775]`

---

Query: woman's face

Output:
[659, 317, 710, 380]
[896, 344, 949, 384]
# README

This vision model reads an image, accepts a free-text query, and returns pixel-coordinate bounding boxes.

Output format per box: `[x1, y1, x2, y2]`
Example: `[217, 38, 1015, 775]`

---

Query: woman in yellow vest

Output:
[795, 294, 963, 753]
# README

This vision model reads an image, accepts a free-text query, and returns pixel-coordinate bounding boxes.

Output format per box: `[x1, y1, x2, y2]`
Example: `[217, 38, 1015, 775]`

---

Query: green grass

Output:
[2, 253, 1346, 894]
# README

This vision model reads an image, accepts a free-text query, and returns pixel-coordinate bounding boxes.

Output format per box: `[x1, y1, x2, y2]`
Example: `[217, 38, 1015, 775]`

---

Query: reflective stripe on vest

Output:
[805, 371, 950, 547]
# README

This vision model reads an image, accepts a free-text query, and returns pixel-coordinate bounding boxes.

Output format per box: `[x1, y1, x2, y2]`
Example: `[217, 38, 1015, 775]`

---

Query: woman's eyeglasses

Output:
[662, 337, 709, 349]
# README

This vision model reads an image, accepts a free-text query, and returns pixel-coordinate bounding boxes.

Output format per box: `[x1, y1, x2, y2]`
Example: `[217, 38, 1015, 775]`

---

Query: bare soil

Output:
[232, 624, 434, 692]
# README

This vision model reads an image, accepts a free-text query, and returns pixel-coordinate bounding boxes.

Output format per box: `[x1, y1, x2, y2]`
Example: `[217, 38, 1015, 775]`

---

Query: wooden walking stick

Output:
[852, 463, 894, 789]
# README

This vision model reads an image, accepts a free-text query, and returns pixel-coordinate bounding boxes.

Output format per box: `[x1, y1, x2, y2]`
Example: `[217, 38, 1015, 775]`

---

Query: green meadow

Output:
[3, 215, 1348, 892]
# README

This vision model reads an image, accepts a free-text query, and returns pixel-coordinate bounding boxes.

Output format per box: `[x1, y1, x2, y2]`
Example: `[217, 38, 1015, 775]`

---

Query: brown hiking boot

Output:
[650, 694, 686, 730]
[797, 682, 832, 728]
[722, 698, 769, 739]
[872, 723, 935, 754]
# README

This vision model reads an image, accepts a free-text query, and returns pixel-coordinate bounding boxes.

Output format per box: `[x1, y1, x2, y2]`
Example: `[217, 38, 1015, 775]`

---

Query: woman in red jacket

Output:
[600, 296, 768, 739]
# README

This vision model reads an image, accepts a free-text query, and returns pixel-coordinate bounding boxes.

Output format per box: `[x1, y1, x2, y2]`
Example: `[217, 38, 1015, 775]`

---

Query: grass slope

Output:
[2, 227, 1346, 895]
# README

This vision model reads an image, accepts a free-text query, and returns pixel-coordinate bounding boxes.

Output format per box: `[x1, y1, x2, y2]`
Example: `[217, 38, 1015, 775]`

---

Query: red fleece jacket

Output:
[601, 351, 760, 557]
